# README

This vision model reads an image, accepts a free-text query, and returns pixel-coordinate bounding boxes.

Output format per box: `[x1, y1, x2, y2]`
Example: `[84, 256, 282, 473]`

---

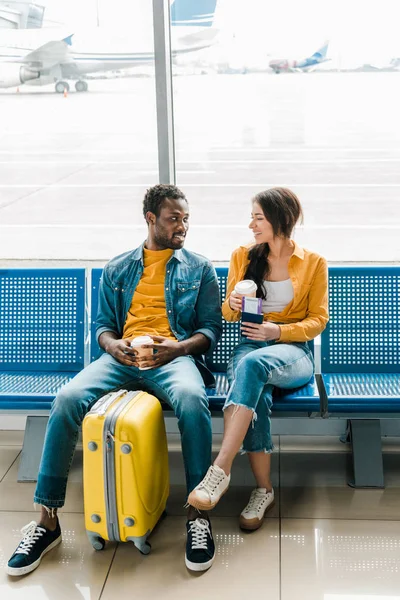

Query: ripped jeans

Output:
[225, 340, 314, 453]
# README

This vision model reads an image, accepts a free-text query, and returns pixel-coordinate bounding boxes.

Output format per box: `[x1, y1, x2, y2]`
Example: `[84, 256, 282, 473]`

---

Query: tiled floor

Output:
[1, 430, 400, 599]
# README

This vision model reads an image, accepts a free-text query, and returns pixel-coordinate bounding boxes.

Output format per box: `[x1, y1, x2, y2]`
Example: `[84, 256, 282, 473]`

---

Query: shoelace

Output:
[243, 490, 269, 515]
[15, 521, 46, 556]
[189, 518, 211, 550]
[199, 466, 225, 494]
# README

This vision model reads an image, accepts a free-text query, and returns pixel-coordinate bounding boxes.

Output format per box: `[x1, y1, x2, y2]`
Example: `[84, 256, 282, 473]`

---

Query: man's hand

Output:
[139, 336, 185, 370]
[241, 321, 281, 342]
[104, 338, 141, 367]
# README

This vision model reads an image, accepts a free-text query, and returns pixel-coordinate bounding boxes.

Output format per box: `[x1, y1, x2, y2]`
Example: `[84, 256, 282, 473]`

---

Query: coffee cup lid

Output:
[131, 335, 153, 346]
[234, 280, 257, 293]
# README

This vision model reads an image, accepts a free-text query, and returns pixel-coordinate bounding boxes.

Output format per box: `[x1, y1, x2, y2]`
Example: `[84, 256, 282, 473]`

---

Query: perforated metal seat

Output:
[322, 373, 400, 412]
[319, 267, 400, 488]
[321, 267, 400, 413]
[205, 373, 320, 412]
[0, 372, 77, 410]
[0, 269, 86, 409]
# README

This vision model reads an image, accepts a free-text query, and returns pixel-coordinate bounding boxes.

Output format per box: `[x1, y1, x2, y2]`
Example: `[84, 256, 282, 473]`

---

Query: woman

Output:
[188, 187, 328, 530]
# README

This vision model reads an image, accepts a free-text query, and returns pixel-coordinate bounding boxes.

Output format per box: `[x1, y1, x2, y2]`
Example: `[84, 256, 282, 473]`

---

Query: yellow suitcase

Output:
[83, 389, 169, 554]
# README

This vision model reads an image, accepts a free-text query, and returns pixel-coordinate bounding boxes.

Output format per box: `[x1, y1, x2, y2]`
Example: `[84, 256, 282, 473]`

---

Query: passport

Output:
[241, 296, 263, 325]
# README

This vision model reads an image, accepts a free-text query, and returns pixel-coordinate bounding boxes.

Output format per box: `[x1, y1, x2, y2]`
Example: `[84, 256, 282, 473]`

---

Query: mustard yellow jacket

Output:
[222, 242, 329, 343]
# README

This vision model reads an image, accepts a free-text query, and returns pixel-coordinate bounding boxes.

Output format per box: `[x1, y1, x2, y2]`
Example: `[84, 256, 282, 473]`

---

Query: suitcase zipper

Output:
[103, 390, 141, 541]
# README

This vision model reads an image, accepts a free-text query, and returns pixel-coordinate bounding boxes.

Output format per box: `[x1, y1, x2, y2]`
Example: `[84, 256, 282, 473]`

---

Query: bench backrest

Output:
[91, 268, 103, 361]
[206, 267, 240, 371]
[90, 267, 313, 373]
[0, 269, 85, 372]
[321, 266, 400, 374]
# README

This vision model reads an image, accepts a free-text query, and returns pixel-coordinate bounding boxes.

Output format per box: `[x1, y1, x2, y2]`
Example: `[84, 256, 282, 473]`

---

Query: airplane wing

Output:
[20, 35, 74, 69]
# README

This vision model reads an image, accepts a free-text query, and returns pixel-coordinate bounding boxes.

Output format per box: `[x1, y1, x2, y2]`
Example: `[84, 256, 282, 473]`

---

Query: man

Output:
[7, 184, 222, 575]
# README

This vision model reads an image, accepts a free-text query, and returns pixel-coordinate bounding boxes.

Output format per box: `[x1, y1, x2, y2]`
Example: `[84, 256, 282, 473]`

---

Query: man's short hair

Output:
[143, 184, 187, 219]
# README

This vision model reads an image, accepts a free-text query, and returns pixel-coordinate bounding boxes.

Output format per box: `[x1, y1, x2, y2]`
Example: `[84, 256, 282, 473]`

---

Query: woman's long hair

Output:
[243, 188, 303, 300]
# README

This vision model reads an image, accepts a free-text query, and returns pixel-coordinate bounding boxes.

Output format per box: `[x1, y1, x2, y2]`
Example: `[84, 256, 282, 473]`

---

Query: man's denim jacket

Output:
[95, 243, 222, 387]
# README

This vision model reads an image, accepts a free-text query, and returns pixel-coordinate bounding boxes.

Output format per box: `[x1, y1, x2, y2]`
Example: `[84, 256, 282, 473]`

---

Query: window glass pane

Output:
[0, 0, 157, 260]
[171, 0, 400, 262]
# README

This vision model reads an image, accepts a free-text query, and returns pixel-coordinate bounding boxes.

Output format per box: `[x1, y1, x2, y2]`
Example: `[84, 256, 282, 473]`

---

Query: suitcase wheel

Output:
[93, 538, 106, 551]
[87, 532, 106, 551]
[138, 541, 151, 555]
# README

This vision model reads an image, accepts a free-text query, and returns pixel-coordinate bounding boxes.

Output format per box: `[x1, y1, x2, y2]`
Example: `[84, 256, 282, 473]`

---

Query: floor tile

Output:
[0, 512, 116, 600]
[281, 518, 400, 600]
[0, 448, 20, 482]
[0, 449, 84, 513]
[101, 516, 280, 600]
[280, 452, 400, 520]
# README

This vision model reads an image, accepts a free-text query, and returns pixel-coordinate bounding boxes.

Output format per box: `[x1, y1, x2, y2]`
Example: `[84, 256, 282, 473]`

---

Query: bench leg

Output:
[348, 419, 384, 489]
[17, 416, 49, 482]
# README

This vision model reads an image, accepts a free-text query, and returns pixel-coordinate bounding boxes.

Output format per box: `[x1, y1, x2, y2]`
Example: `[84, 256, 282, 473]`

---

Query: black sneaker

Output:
[185, 517, 215, 572]
[6, 520, 62, 576]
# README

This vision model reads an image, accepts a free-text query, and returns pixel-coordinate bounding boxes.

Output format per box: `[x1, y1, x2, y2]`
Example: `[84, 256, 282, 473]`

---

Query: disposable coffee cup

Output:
[130, 335, 154, 369]
[234, 280, 257, 297]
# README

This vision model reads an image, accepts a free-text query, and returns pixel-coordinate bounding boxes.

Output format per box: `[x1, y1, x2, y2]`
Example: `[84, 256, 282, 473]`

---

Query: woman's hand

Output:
[241, 321, 281, 341]
[228, 291, 243, 311]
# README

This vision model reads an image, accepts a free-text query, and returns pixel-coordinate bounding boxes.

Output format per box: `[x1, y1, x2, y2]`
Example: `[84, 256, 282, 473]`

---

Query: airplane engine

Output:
[0, 64, 40, 88]
[28, 74, 57, 87]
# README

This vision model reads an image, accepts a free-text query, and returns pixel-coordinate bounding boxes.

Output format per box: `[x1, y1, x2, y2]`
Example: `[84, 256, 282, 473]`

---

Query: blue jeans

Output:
[34, 354, 211, 508]
[225, 340, 314, 453]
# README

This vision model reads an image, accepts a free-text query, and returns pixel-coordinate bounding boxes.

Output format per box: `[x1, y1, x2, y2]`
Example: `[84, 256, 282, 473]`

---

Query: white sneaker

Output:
[188, 465, 231, 511]
[239, 488, 275, 531]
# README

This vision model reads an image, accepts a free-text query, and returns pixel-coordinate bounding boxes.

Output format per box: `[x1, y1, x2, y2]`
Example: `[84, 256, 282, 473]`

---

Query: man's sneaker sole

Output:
[239, 500, 275, 531]
[185, 553, 215, 572]
[6, 535, 62, 577]
[187, 485, 229, 512]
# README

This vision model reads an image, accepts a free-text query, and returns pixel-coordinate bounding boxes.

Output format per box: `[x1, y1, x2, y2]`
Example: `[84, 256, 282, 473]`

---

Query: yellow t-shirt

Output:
[123, 247, 177, 341]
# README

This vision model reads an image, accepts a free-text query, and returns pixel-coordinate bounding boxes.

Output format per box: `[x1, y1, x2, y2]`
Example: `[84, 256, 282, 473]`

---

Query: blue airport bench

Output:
[320, 266, 400, 488]
[91, 267, 321, 414]
[90, 268, 103, 362]
[0, 269, 86, 480]
[14, 264, 400, 487]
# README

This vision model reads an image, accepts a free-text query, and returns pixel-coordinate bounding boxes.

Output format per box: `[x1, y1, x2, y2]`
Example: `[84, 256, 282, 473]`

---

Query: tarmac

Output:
[0, 72, 399, 264]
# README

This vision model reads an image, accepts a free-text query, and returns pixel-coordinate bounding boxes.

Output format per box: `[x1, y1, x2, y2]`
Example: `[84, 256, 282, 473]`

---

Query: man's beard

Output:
[154, 231, 185, 250]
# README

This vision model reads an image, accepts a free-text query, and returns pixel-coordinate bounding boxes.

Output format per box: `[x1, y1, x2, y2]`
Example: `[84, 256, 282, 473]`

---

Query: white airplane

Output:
[269, 41, 330, 74]
[0, 0, 218, 93]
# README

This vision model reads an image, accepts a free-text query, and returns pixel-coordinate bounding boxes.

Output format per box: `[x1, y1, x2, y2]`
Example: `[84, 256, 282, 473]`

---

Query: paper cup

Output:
[130, 335, 154, 369]
[234, 280, 257, 297]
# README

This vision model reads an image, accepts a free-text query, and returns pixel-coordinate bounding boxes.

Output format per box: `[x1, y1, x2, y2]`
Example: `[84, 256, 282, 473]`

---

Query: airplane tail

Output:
[311, 40, 329, 60]
[171, 0, 218, 27]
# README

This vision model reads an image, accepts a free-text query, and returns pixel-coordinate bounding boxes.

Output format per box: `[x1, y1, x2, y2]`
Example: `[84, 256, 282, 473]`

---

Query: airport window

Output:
[0, 0, 158, 261]
[171, 0, 400, 263]
[0, 0, 399, 262]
